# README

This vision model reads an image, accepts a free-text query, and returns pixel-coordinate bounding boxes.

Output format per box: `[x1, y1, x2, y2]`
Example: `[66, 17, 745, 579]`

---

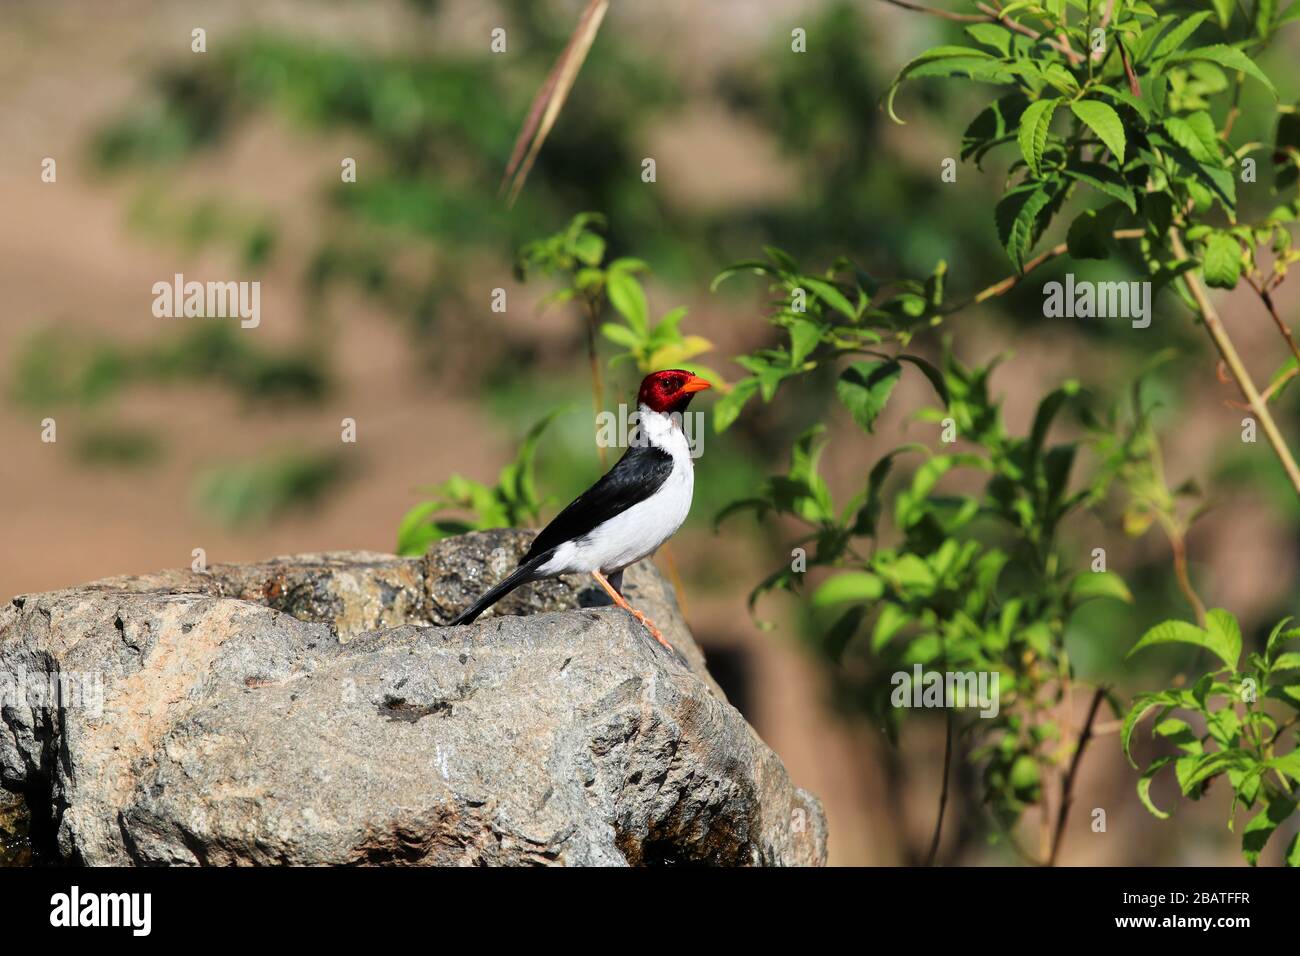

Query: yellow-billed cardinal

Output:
[449, 369, 712, 651]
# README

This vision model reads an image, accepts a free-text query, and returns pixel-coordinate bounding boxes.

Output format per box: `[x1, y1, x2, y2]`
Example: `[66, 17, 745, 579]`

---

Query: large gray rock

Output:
[0, 530, 826, 866]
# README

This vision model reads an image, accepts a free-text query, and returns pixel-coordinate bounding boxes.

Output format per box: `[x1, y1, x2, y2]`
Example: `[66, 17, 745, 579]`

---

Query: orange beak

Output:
[681, 374, 713, 395]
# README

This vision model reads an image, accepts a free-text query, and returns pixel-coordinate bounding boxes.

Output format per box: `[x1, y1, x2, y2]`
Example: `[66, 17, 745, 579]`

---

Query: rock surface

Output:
[0, 530, 826, 866]
[0, 787, 29, 866]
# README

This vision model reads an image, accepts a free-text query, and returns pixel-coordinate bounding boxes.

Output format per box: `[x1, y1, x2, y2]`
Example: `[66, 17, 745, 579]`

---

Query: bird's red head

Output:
[637, 369, 712, 414]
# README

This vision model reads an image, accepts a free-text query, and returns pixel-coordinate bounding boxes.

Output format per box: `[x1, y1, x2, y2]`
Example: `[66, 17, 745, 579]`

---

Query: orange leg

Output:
[591, 570, 675, 652]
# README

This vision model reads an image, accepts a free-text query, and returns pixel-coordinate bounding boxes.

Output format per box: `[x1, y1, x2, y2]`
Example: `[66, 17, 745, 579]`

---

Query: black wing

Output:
[524, 442, 674, 561]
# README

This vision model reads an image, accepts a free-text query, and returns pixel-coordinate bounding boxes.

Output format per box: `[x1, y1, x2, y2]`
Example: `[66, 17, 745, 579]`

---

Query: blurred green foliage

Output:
[75, 427, 163, 468]
[10, 324, 327, 410]
[396, 409, 559, 555]
[195, 450, 350, 527]
[127, 192, 277, 269]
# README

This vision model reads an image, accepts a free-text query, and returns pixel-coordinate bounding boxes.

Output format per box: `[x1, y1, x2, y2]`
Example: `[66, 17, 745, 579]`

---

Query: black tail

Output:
[448, 552, 551, 626]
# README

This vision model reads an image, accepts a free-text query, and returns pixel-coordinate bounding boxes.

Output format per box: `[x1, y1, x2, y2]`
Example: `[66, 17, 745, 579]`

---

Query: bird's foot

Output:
[590, 570, 675, 653]
[628, 608, 674, 652]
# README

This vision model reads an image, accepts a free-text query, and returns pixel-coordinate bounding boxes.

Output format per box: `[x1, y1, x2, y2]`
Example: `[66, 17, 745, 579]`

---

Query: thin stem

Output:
[1097, 0, 1115, 32]
[926, 706, 954, 866]
[926, 624, 955, 866]
[974, 3, 1086, 65]
[948, 228, 1145, 313]
[1156, 514, 1208, 628]
[879, 740, 923, 864]
[1145, 432, 1208, 627]
[1222, 72, 1245, 139]
[1247, 277, 1300, 369]
[1170, 230, 1300, 497]
[1259, 365, 1298, 403]
[1118, 37, 1140, 96]
[873, 0, 988, 22]
[1047, 685, 1106, 866]
[872, 0, 1085, 64]
[583, 296, 608, 469]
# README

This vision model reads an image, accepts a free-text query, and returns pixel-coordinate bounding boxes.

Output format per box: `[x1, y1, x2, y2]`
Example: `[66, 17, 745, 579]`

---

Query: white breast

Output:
[543, 406, 694, 575]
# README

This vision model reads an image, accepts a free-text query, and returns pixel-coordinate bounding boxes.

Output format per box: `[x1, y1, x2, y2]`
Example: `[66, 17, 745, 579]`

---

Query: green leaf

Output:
[1272, 652, 1300, 671]
[872, 603, 912, 651]
[788, 319, 824, 366]
[853, 447, 920, 537]
[572, 231, 605, 266]
[962, 93, 1029, 163]
[897, 354, 950, 407]
[1071, 99, 1126, 162]
[1029, 379, 1079, 455]
[396, 500, 444, 556]
[1149, 10, 1213, 60]
[878, 553, 936, 593]
[1167, 45, 1278, 98]
[499, 408, 563, 516]
[885, 46, 1008, 123]
[1123, 691, 1185, 764]
[836, 361, 902, 433]
[1129, 612, 1241, 670]
[1201, 232, 1242, 289]
[1154, 717, 1202, 754]
[1164, 113, 1222, 164]
[713, 377, 760, 432]
[1267, 357, 1298, 404]
[1041, 62, 1080, 96]
[606, 268, 648, 334]
[1179, 750, 1243, 793]
[803, 277, 857, 319]
[1138, 756, 1175, 818]
[1062, 161, 1136, 212]
[1204, 609, 1244, 671]
[711, 260, 775, 292]
[1010, 754, 1041, 800]
[1017, 98, 1059, 176]
[1242, 797, 1295, 865]
[1268, 751, 1300, 785]
[812, 571, 885, 607]
[600, 322, 641, 350]
[995, 184, 1054, 272]
[1068, 570, 1134, 606]
[964, 22, 1012, 55]
[1093, 83, 1151, 121]
[1266, 616, 1298, 658]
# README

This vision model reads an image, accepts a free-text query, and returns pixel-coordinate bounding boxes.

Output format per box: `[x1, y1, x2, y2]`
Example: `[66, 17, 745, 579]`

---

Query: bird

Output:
[448, 369, 712, 651]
